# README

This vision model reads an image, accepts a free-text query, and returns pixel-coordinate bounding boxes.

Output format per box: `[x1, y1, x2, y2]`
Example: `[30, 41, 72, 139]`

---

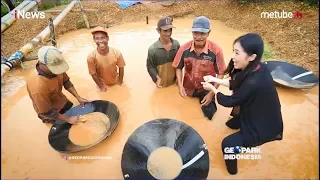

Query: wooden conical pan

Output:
[265, 61, 318, 89]
[121, 118, 209, 180]
[48, 100, 120, 153]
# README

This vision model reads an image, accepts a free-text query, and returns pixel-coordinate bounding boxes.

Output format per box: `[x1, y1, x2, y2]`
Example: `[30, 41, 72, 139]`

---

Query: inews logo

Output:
[14, 10, 45, 19]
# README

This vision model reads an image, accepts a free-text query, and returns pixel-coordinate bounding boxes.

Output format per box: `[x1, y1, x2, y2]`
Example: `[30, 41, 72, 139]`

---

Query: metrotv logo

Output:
[14, 10, 46, 19]
[261, 10, 303, 19]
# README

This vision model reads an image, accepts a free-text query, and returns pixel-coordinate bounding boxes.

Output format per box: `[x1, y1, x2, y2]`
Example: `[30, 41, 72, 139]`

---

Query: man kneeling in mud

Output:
[172, 16, 226, 120]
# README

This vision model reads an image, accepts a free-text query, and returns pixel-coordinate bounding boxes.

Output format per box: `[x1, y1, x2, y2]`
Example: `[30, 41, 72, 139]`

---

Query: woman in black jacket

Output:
[201, 33, 283, 175]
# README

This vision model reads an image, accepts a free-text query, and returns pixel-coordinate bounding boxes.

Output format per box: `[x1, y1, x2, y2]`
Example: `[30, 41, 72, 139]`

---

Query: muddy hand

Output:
[67, 116, 80, 124]
[100, 86, 107, 92]
[156, 78, 162, 88]
[79, 115, 87, 122]
[118, 80, 123, 86]
[201, 93, 213, 106]
[179, 87, 187, 97]
[77, 97, 91, 108]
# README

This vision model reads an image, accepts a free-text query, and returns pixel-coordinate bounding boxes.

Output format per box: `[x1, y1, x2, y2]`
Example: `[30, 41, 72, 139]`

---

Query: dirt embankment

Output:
[1, 1, 318, 76]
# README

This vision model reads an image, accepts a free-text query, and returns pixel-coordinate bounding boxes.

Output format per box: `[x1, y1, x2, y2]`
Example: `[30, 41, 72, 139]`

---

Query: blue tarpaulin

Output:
[115, 1, 141, 9]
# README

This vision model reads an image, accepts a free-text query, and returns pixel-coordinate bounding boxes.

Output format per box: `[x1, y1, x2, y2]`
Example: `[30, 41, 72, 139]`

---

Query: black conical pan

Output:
[264, 61, 318, 89]
[48, 100, 120, 153]
[121, 118, 209, 180]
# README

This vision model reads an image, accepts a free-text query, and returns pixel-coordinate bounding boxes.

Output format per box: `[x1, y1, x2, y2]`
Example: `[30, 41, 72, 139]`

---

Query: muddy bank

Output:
[1, 1, 319, 77]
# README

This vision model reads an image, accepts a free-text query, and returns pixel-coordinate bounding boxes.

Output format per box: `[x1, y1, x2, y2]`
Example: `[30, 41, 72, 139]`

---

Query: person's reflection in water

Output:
[87, 26, 126, 92]
[172, 16, 226, 120]
[201, 33, 284, 175]
[146, 16, 180, 88]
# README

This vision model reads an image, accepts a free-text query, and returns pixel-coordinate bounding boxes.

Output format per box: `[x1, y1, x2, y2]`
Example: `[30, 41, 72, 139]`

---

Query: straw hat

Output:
[91, 26, 108, 35]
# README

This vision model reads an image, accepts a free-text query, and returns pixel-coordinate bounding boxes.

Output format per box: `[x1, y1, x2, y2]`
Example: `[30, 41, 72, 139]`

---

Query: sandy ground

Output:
[1, 1, 318, 77]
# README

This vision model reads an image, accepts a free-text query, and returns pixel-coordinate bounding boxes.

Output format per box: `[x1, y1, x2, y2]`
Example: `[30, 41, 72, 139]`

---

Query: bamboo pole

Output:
[1, 0, 30, 23]
[1, 0, 78, 77]
[77, 0, 90, 29]
[23, 55, 38, 61]
[1, 1, 38, 33]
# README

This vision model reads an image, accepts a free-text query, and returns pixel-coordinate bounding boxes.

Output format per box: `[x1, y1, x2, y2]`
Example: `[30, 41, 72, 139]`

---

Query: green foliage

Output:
[76, 19, 86, 29]
[262, 45, 275, 61]
[1, 0, 25, 17]
[302, 0, 319, 8]
[39, 0, 70, 11]
[1, 4, 9, 17]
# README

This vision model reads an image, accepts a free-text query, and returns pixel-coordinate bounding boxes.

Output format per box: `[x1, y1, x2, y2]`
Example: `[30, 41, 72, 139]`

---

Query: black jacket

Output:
[217, 63, 283, 146]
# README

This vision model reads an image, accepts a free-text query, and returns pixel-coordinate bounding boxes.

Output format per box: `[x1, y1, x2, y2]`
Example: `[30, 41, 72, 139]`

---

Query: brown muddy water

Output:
[1, 19, 319, 179]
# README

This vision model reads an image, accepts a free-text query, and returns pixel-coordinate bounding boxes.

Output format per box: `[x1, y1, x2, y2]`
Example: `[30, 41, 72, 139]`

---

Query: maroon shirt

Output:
[172, 40, 226, 96]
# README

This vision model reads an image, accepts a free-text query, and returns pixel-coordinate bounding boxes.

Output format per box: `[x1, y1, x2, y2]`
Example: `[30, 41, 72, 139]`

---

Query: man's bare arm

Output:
[39, 109, 70, 122]
[176, 68, 183, 88]
[91, 74, 104, 89]
[118, 67, 124, 84]
[66, 86, 81, 99]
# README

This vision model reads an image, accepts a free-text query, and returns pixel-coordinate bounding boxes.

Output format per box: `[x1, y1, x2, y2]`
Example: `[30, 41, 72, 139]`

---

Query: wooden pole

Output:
[48, 17, 57, 47]
[77, 0, 90, 29]
[1, 0, 78, 77]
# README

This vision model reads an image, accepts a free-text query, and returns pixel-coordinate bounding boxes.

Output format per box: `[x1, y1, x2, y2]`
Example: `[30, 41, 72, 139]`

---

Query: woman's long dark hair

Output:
[224, 33, 264, 90]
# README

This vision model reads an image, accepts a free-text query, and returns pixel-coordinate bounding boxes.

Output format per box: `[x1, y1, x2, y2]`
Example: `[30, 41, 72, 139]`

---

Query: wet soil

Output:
[1, 1, 319, 77]
[1, 19, 319, 180]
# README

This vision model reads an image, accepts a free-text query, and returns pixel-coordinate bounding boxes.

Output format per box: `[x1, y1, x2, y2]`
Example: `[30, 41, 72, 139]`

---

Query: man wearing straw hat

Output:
[87, 26, 126, 92]
[26, 46, 90, 125]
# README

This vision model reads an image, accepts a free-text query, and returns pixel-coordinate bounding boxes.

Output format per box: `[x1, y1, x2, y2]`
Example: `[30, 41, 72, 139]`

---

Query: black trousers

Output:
[221, 131, 246, 175]
[222, 116, 283, 175]
[192, 90, 217, 120]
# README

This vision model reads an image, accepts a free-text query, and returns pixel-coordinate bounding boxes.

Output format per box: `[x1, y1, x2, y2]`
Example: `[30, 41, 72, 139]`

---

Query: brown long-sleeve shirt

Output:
[26, 63, 73, 122]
